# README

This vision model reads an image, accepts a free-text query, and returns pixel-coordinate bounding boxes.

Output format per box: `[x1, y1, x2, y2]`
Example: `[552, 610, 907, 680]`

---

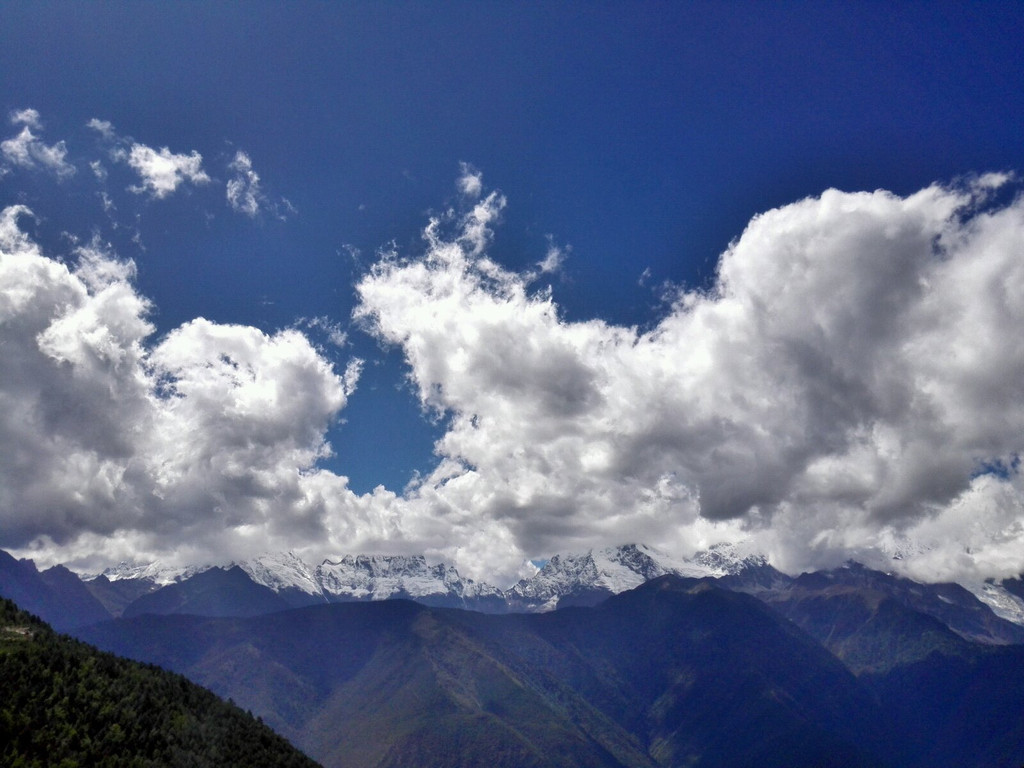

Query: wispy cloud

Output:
[119, 143, 210, 199]
[226, 150, 291, 219]
[537, 236, 569, 275]
[11, 108, 42, 129]
[1, 109, 75, 179]
[226, 150, 263, 216]
[85, 117, 115, 140]
[457, 162, 483, 199]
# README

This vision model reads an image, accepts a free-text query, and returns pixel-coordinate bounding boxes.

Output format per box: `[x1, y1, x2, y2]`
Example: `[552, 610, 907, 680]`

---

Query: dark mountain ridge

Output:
[82, 576, 901, 768]
[122, 565, 292, 618]
[0, 549, 110, 632]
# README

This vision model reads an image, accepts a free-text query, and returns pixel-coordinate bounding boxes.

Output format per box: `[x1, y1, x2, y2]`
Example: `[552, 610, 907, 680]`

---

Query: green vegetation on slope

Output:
[0, 597, 321, 768]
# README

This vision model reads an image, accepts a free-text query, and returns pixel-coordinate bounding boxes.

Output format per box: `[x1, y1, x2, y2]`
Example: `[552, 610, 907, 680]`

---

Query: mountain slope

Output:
[84, 572, 161, 616]
[753, 563, 1024, 676]
[0, 596, 320, 768]
[865, 643, 1024, 768]
[81, 576, 895, 768]
[517, 577, 891, 768]
[123, 565, 292, 618]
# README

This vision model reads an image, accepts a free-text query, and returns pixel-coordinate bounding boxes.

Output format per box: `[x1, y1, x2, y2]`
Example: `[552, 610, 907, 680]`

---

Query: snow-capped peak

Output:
[236, 551, 324, 597]
[509, 543, 768, 611]
[315, 554, 502, 602]
[88, 560, 210, 586]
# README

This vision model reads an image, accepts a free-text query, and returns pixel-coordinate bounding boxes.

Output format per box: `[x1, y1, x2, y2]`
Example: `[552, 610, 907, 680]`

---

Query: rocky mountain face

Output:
[506, 542, 768, 610]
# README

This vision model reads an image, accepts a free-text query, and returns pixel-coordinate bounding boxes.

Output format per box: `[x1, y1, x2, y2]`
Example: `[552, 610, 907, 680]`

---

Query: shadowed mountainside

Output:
[82, 576, 893, 768]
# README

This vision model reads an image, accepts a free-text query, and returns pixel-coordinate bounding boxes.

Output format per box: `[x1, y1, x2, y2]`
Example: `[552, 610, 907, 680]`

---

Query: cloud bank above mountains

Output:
[3, 112, 1024, 585]
[355, 171, 1024, 584]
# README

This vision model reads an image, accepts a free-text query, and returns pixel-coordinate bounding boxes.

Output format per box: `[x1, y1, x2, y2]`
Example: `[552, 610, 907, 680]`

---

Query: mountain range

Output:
[4, 542, 1024, 638]
[76, 574, 1024, 768]
[5, 543, 1024, 767]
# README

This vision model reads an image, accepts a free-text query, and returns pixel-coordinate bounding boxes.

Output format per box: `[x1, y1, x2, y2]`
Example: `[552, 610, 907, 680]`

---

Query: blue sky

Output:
[3, 2, 1024, 583]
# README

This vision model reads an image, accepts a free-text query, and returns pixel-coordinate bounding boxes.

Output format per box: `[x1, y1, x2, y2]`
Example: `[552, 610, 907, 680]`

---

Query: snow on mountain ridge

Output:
[317, 554, 445, 600]
[316, 554, 503, 601]
[508, 543, 763, 610]
[86, 560, 210, 586]
[961, 580, 1024, 626]
[61, 544, 1024, 627]
[85, 544, 767, 610]
[237, 552, 325, 598]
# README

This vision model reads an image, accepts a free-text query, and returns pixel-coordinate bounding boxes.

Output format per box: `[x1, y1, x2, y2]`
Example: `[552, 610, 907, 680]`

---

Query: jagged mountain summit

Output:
[314, 554, 507, 609]
[77, 544, 768, 618]
[7, 543, 1024, 639]
[507, 542, 768, 610]
[124, 544, 768, 616]
[237, 552, 508, 611]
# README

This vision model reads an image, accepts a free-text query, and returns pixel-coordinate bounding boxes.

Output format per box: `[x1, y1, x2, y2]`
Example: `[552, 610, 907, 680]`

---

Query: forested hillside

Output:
[0, 597, 320, 768]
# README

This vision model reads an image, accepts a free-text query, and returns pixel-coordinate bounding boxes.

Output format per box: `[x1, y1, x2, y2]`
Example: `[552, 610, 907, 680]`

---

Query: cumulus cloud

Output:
[354, 173, 1024, 583]
[0, 206, 376, 571]
[119, 143, 210, 198]
[1, 110, 75, 179]
[7, 165, 1024, 588]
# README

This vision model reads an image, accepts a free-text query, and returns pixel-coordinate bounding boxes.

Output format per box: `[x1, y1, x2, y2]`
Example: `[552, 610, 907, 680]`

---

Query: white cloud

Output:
[1, 111, 75, 179]
[0, 206, 377, 572]
[7, 167, 1024, 588]
[226, 150, 263, 216]
[537, 236, 569, 275]
[89, 160, 108, 182]
[353, 173, 1024, 584]
[120, 143, 209, 198]
[11, 108, 42, 129]
[457, 162, 483, 199]
[298, 316, 349, 348]
[226, 150, 291, 219]
[85, 118, 115, 140]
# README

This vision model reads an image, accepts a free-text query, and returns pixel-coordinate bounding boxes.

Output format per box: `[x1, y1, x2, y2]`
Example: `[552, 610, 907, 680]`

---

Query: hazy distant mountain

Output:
[84, 572, 162, 616]
[758, 562, 1024, 655]
[123, 565, 293, 619]
[0, 549, 111, 631]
